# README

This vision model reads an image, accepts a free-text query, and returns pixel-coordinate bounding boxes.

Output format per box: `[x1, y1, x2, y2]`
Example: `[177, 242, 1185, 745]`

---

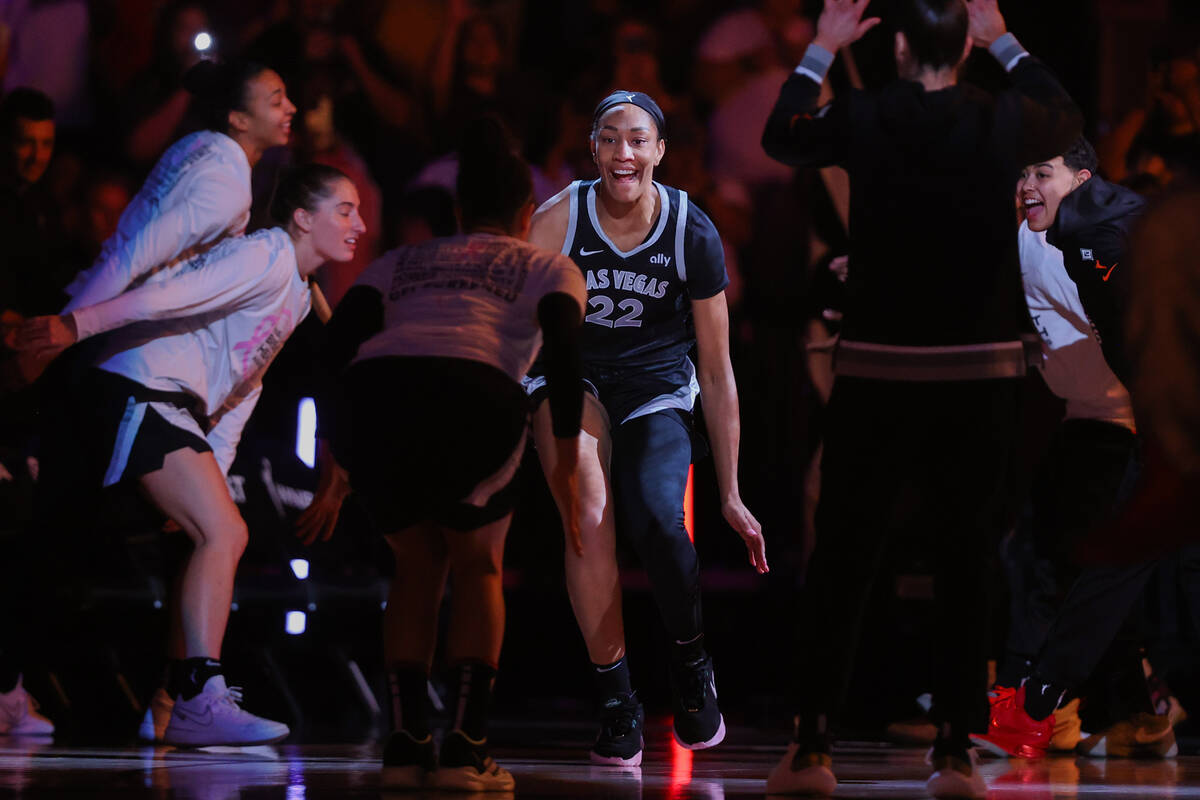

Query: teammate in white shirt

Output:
[64, 59, 296, 313]
[975, 141, 1171, 761]
[19, 164, 366, 747]
[0, 57, 299, 744]
[300, 118, 584, 791]
[48, 57, 297, 744]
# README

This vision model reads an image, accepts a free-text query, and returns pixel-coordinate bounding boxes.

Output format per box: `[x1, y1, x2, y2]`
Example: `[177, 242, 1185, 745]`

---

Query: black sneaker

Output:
[381, 729, 436, 789]
[670, 651, 725, 749]
[591, 691, 645, 766]
[433, 729, 515, 791]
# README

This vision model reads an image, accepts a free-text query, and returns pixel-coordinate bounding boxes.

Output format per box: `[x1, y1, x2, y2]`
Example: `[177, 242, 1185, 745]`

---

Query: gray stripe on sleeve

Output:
[562, 181, 580, 256]
[989, 33, 1028, 72]
[794, 43, 835, 82]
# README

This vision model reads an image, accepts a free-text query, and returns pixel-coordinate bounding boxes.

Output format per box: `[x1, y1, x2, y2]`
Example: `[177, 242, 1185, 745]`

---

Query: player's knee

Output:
[577, 493, 608, 532]
[623, 494, 685, 545]
[453, 543, 503, 579]
[197, 515, 248, 556]
[447, 526, 504, 577]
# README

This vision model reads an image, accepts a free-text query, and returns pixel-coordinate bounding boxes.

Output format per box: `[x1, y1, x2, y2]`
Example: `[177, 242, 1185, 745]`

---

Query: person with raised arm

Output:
[762, 0, 1080, 795]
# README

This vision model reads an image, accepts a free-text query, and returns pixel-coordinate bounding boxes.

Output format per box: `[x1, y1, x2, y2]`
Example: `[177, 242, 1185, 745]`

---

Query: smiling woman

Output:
[1, 57, 303, 747]
[16, 163, 362, 749]
[63, 59, 297, 315]
[523, 89, 764, 767]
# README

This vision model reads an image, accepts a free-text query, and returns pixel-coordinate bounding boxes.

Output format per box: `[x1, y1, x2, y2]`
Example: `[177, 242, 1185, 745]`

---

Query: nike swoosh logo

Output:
[579, 247, 604, 257]
[175, 705, 214, 727]
[1096, 261, 1117, 282]
[1133, 725, 1171, 744]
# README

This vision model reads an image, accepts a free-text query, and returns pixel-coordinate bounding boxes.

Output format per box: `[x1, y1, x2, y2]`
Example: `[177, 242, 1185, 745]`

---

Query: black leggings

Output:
[611, 410, 702, 642]
[1002, 420, 1151, 724]
[796, 377, 1022, 736]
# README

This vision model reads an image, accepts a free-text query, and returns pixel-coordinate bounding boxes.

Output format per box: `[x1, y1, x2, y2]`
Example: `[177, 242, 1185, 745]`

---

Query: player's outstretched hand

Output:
[16, 314, 76, 356]
[813, 0, 882, 54]
[966, 0, 1007, 48]
[296, 441, 350, 546]
[723, 497, 768, 574]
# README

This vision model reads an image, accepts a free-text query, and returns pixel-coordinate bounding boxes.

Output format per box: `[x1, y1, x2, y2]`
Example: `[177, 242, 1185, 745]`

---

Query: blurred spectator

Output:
[1081, 188, 1200, 564]
[654, 0, 726, 95]
[249, 0, 426, 202]
[80, 170, 135, 256]
[1127, 188, 1200, 477]
[693, 0, 821, 575]
[1100, 40, 1200, 189]
[694, 0, 814, 190]
[370, 0, 444, 79]
[429, 1, 553, 164]
[0, 88, 71, 320]
[121, 1, 214, 167]
[54, 167, 135, 278]
[389, 184, 456, 248]
[0, 88, 66, 501]
[539, 96, 594, 192]
[250, 0, 418, 132]
[88, 0, 159, 98]
[0, 0, 90, 128]
[655, 113, 750, 311]
[515, 0, 621, 96]
[605, 17, 684, 116]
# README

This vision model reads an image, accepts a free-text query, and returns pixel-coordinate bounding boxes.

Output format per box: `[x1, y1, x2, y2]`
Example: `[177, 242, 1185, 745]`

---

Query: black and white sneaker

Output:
[591, 691, 644, 766]
[381, 729, 436, 789]
[670, 652, 725, 749]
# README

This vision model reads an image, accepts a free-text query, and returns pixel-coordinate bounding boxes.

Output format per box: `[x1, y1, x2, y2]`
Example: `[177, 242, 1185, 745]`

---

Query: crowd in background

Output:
[1, 0, 1199, 584]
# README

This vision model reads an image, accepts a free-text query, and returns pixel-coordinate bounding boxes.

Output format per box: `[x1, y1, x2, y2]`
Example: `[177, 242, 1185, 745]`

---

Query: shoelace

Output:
[987, 686, 1018, 707]
[677, 658, 709, 711]
[600, 701, 639, 738]
[215, 685, 246, 709]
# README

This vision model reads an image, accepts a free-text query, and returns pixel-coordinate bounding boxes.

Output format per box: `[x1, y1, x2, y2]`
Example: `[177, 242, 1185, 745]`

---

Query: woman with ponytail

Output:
[63, 58, 295, 316]
[525, 89, 764, 767]
[24, 57, 299, 745]
[18, 164, 365, 747]
[301, 116, 584, 791]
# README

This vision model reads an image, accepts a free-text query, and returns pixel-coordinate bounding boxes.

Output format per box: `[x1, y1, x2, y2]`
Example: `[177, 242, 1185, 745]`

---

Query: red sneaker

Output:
[970, 686, 1055, 759]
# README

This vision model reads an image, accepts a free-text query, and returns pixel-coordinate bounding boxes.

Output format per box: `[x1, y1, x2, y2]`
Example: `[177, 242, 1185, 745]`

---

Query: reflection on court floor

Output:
[2, 719, 1199, 798]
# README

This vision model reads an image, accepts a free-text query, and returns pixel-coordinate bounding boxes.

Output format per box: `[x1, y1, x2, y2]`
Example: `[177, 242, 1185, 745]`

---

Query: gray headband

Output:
[592, 90, 665, 138]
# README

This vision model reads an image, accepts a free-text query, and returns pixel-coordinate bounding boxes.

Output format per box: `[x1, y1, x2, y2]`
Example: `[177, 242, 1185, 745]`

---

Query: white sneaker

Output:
[138, 688, 174, 743]
[765, 741, 836, 795]
[0, 675, 54, 736]
[162, 675, 288, 747]
[926, 746, 987, 799]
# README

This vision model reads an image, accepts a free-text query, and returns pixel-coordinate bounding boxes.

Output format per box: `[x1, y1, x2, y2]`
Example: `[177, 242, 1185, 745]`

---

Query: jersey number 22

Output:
[586, 295, 643, 328]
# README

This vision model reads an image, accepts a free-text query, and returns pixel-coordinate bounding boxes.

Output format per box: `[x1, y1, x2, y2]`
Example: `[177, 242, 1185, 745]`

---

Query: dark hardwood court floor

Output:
[3, 719, 1199, 798]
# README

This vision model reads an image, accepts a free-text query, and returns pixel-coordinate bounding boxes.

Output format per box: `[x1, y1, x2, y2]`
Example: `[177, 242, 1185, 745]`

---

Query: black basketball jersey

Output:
[561, 179, 728, 373]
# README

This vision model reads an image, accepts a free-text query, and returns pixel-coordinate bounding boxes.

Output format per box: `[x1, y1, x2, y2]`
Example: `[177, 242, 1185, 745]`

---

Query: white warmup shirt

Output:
[351, 232, 586, 382]
[70, 228, 312, 475]
[1019, 220, 1135, 430]
[64, 130, 252, 312]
